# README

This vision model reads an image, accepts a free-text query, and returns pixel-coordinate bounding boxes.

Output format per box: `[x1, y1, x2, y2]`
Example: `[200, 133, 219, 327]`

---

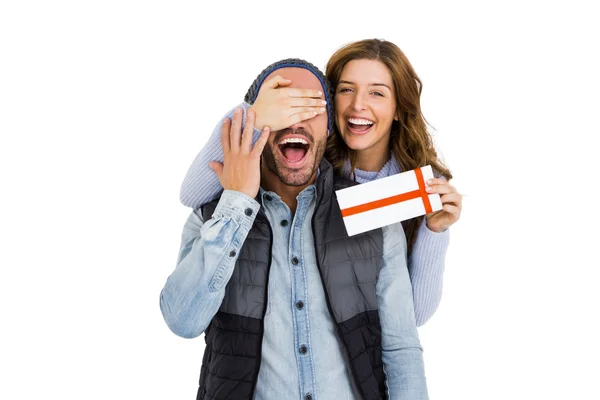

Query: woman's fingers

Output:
[286, 111, 321, 126]
[287, 97, 328, 107]
[426, 182, 456, 195]
[285, 88, 323, 98]
[441, 204, 461, 219]
[262, 75, 292, 89]
[440, 192, 462, 207]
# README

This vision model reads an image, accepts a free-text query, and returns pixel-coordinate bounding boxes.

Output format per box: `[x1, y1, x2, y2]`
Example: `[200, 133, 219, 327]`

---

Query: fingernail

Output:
[317, 91, 322, 96]
[235, 108, 242, 114]
[427, 179, 433, 184]
[319, 107, 326, 112]
[426, 186, 434, 192]
[321, 100, 327, 105]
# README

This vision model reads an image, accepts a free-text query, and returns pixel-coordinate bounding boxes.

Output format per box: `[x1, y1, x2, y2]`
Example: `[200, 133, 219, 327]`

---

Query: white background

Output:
[1, 1, 598, 399]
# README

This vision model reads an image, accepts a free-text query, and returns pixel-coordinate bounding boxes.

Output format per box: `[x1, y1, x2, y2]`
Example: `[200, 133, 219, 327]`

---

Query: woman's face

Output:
[334, 59, 397, 156]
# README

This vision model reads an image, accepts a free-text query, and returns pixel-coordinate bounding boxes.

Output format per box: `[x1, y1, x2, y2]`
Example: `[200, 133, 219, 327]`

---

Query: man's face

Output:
[261, 68, 328, 187]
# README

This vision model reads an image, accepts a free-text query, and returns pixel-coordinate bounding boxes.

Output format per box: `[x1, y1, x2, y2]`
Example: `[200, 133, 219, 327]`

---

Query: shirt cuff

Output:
[212, 190, 261, 231]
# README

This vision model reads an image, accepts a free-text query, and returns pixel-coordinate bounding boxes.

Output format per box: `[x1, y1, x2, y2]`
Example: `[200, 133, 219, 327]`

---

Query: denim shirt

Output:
[160, 188, 429, 400]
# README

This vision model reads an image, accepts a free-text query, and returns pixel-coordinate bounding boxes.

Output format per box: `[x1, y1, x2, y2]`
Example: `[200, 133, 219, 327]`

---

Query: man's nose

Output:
[289, 121, 308, 131]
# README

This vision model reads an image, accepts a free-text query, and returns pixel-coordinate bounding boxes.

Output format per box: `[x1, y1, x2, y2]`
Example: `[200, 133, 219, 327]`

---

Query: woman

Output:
[179, 39, 462, 326]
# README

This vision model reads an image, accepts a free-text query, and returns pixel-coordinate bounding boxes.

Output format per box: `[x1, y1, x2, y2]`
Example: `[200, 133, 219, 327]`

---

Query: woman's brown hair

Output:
[325, 38, 452, 255]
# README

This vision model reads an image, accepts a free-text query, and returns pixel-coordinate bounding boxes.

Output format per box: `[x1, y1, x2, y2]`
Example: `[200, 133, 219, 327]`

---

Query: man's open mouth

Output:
[278, 137, 310, 164]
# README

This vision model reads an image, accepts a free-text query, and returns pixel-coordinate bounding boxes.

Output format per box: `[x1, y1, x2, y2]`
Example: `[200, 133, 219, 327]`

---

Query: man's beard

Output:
[262, 128, 326, 187]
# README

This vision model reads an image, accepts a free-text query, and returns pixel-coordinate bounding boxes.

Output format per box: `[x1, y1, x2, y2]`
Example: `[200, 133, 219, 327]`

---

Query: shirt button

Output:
[244, 208, 253, 216]
[296, 301, 304, 310]
[229, 250, 236, 257]
[265, 194, 273, 201]
[280, 219, 288, 227]
[292, 257, 299, 265]
[305, 394, 312, 400]
[299, 345, 307, 354]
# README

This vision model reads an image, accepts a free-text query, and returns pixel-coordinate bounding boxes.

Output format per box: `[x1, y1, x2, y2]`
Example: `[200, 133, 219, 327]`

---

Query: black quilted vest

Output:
[197, 160, 386, 400]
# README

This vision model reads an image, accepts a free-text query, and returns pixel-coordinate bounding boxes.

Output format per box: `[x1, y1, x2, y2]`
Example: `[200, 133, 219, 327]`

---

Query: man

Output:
[160, 59, 428, 400]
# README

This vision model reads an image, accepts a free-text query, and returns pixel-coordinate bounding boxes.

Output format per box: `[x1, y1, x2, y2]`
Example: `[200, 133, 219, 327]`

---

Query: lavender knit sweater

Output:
[180, 102, 450, 326]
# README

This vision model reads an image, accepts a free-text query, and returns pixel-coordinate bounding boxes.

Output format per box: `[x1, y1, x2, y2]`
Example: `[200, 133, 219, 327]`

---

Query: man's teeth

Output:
[280, 138, 308, 145]
[348, 118, 374, 126]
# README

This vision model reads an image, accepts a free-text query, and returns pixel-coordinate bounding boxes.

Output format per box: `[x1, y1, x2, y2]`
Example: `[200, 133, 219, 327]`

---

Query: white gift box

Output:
[335, 165, 443, 236]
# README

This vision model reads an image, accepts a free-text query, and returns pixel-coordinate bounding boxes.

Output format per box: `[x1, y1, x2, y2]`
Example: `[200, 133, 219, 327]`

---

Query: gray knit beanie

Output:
[244, 58, 334, 132]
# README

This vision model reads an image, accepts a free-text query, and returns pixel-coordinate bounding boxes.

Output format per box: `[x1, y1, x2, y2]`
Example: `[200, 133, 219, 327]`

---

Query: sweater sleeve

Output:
[180, 102, 262, 209]
[408, 218, 450, 327]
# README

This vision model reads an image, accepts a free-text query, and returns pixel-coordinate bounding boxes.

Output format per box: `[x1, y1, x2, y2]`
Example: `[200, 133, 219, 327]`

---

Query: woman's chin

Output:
[343, 137, 371, 152]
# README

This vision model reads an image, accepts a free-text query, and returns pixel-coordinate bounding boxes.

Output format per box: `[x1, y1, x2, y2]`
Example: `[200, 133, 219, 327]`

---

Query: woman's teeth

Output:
[347, 118, 374, 126]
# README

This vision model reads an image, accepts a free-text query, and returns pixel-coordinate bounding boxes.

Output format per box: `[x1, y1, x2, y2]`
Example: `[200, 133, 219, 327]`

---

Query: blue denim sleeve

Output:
[179, 102, 263, 209]
[378, 222, 430, 399]
[160, 190, 261, 339]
